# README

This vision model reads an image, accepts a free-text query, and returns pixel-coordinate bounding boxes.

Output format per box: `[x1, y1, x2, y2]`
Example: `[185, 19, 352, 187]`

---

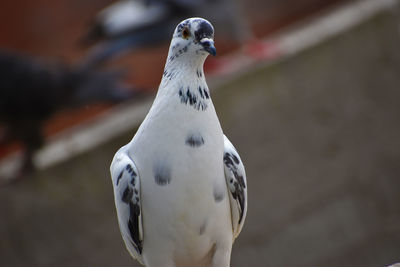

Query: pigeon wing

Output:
[223, 135, 248, 239]
[110, 145, 144, 265]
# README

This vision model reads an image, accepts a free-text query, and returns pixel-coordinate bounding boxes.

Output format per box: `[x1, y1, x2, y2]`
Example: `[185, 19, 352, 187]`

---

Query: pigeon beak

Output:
[200, 38, 217, 56]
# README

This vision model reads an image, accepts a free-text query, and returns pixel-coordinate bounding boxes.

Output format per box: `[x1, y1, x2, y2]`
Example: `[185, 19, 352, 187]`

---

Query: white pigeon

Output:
[110, 17, 247, 267]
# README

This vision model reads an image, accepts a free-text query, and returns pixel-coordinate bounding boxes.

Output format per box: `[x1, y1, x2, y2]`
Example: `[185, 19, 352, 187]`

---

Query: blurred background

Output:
[1, 0, 400, 266]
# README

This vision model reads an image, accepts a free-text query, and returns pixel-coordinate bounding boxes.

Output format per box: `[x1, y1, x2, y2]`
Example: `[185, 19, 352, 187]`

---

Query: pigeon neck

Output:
[160, 52, 208, 87]
[157, 54, 211, 111]
[164, 52, 207, 75]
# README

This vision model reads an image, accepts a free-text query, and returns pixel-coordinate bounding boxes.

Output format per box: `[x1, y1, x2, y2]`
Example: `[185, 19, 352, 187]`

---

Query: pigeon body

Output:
[110, 18, 247, 267]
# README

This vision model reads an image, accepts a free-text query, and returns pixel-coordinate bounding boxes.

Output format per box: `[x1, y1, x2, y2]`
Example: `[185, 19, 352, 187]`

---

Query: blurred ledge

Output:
[0, 0, 398, 180]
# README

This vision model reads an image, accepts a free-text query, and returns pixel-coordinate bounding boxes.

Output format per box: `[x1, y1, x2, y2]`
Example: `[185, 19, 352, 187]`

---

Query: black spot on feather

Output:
[116, 171, 123, 185]
[154, 161, 171, 186]
[122, 186, 133, 204]
[203, 88, 209, 99]
[128, 201, 142, 254]
[198, 86, 204, 98]
[199, 220, 207, 235]
[185, 133, 204, 147]
[178, 86, 208, 111]
[213, 186, 225, 203]
[126, 164, 137, 176]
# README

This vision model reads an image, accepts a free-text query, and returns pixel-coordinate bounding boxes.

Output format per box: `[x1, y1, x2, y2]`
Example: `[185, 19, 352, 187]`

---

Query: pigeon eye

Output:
[182, 27, 190, 39]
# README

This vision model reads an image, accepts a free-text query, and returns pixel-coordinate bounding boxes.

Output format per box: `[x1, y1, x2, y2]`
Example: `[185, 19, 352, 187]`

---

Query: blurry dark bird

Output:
[80, 0, 252, 68]
[0, 50, 135, 178]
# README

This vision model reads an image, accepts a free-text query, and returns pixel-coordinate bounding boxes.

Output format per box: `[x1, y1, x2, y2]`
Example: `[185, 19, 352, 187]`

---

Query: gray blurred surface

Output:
[1, 8, 400, 267]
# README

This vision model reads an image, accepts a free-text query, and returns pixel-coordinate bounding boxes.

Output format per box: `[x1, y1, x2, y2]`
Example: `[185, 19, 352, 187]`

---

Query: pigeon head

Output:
[167, 18, 216, 64]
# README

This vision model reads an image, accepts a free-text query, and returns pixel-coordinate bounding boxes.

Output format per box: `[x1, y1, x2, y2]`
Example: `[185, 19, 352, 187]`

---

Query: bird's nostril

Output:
[202, 41, 210, 47]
